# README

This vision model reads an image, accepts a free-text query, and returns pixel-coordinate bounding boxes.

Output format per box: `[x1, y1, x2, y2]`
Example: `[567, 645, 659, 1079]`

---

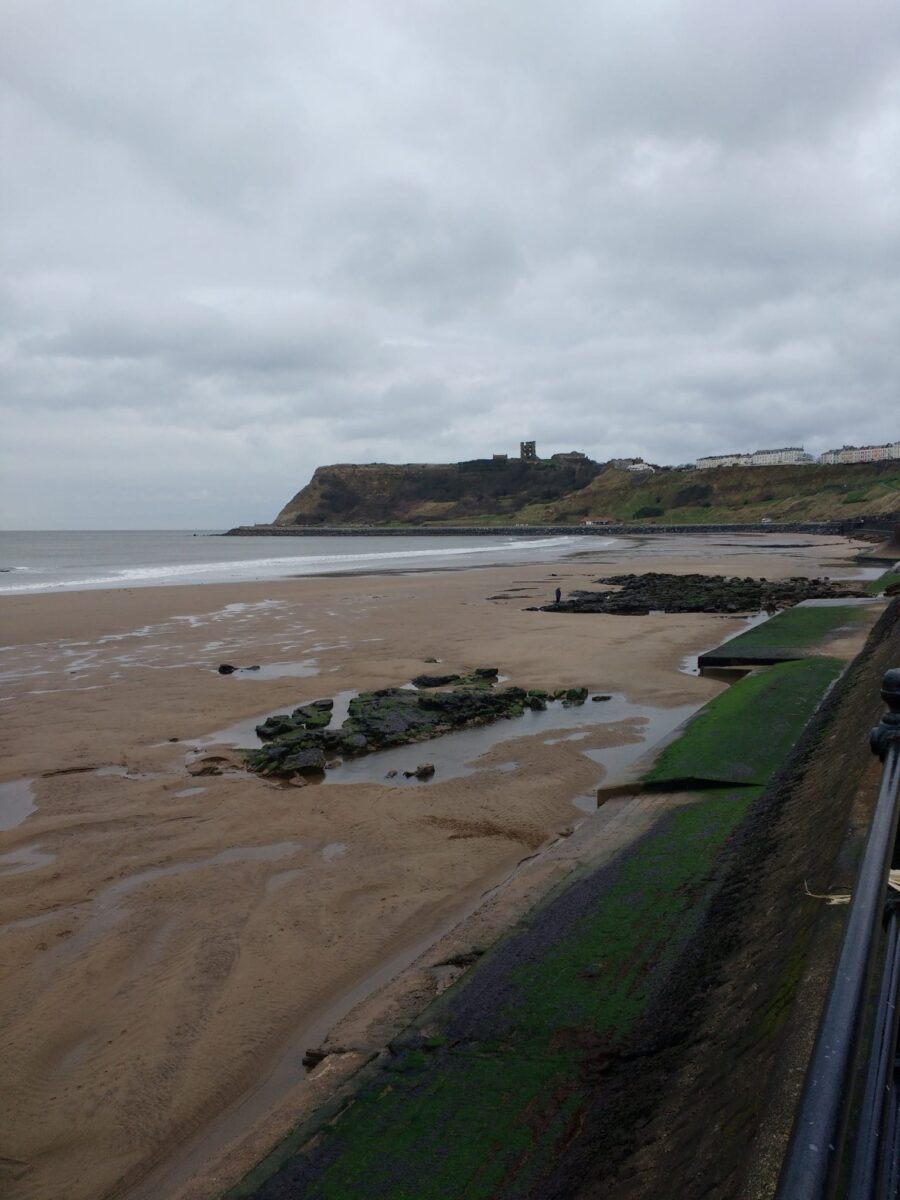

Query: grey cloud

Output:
[2, 1, 899, 527]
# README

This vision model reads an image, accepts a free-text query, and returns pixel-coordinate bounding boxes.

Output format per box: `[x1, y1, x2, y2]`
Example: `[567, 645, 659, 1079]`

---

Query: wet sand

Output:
[0, 534, 871, 1200]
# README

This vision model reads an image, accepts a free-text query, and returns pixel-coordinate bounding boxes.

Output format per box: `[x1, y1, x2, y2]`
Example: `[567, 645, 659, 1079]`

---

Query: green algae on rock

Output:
[243, 680, 579, 779]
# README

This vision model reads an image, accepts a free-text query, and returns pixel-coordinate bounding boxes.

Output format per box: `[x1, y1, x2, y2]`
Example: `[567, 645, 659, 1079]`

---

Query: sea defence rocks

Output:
[243, 675, 568, 780]
[543, 572, 867, 615]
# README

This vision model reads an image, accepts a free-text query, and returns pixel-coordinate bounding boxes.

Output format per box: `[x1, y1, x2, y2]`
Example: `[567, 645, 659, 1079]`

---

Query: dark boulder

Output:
[403, 762, 436, 780]
[256, 714, 297, 740]
[281, 747, 327, 776]
[290, 700, 334, 730]
[411, 673, 462, 688]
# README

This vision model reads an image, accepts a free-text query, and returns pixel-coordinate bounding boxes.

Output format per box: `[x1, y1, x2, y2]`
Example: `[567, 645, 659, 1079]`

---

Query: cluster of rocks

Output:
[541, 572, 867, 616]
[243, 673, 590, 780]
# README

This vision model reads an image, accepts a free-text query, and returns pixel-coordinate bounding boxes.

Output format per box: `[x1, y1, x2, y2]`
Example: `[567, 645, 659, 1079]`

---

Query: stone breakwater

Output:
[224, 521, 857, 537]
[542, 572, 868, 615]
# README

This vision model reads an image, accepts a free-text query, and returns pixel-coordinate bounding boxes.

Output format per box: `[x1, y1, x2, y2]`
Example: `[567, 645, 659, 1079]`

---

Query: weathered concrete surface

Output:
[563, 598, 900, 1200]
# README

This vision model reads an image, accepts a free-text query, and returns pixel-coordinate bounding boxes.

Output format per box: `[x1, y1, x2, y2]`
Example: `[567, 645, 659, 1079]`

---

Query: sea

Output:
[0, 530, 610, 595]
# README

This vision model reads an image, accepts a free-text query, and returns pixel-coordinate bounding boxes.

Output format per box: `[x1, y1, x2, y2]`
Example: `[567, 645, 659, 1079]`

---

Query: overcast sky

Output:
[2, 1, 899, 528]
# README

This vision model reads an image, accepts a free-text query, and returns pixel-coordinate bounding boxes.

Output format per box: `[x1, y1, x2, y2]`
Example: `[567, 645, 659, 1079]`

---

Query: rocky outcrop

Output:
[544, 572, 867, 615]
[244, 677, 582, 780]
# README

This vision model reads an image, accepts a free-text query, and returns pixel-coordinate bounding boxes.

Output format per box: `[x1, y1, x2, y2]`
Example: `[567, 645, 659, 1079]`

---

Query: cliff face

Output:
[274, 457, 603, 525]
[273, 458, 900, 527]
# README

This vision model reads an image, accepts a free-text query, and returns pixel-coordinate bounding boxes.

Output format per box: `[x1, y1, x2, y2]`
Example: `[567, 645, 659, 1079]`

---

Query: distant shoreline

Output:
[224, 519, 858, 538]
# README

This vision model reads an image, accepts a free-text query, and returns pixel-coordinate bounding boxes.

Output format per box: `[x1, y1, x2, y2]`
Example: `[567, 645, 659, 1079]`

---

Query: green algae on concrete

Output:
[864, 571, 900, 596]
[697, 604, 868, 668]
[230, 787, 759, 1200]
[230, 647, 850, 1200]
[643, 657, 843, 789]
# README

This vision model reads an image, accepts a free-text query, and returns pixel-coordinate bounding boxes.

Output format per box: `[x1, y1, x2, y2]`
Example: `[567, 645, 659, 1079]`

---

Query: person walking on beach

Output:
[554, 587, 562, 604]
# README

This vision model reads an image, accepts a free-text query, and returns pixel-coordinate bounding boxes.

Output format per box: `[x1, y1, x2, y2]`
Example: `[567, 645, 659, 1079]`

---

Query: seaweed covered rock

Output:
[542, 572, 866, 616]
[255, 714, 297, 739]
[411, 673, 462, 688]
[281, 747, 328, 776]
[244, 682, 547, 779]
[256, 699, 334, 740]
[410, 667, 501, 690]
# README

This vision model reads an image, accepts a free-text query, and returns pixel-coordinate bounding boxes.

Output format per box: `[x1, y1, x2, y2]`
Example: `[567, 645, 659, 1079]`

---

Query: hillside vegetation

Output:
[273, 458, 900, 526]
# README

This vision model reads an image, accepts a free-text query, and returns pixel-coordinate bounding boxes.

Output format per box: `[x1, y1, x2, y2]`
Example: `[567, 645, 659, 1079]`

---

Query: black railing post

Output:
[871, 668, 900, 766]
[775, 669, 900, 1200]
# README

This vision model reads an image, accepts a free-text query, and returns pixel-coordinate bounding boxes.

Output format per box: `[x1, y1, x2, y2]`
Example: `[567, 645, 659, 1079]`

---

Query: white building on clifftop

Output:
[818, 441, 900, 465]
[696, 447, 815, 469]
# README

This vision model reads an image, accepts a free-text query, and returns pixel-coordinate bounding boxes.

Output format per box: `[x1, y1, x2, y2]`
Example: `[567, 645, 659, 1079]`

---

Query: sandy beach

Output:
[0, 534, 875, 1200]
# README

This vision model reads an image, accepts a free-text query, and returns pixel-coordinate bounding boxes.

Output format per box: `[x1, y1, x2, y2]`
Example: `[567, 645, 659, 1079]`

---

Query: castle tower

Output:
[520, 441, 536, 461]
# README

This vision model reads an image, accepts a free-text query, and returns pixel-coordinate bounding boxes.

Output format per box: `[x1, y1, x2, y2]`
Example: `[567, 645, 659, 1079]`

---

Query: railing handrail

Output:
[775, 668, 900, 1200]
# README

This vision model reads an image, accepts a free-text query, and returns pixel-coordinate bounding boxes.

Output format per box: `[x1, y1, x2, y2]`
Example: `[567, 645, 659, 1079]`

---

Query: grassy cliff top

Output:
[273, 458, 900, 527]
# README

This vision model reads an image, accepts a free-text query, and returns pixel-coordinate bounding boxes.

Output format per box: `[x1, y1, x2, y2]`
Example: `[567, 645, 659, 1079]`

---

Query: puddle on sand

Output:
[223, 660, 319, 680]
[322, 842, 347, 862]
[324, 695, 699, 792]
[173, 786, 206, 799]
[581, 702, 697, 781]
[0, 843, 56, 876]
[198, 692, 701, 795]
[0, 778, 36, 831]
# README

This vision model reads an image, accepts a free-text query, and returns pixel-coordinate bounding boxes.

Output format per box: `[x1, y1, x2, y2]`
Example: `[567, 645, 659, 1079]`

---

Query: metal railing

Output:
[776, 668, 900, 1200]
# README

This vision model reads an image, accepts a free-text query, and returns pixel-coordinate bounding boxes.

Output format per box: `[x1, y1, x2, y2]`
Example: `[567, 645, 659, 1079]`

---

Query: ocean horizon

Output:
[0, 529, 608, 595]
